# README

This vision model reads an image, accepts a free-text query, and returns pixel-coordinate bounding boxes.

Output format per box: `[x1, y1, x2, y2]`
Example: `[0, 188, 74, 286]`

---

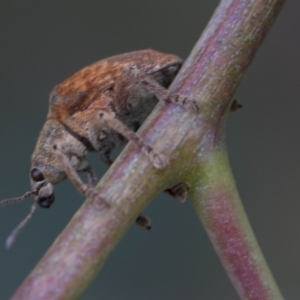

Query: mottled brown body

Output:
[31, 49, 185, 209]
[49, 50, 181, 123]
[1, 49, 196, 247]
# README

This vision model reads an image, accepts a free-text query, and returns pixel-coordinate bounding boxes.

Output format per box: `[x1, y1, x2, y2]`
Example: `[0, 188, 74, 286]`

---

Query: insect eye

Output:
[30, 168, 45, 182]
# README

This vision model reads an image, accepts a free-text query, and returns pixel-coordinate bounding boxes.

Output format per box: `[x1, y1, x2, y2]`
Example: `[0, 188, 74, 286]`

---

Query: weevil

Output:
[0, 49, 195, 247]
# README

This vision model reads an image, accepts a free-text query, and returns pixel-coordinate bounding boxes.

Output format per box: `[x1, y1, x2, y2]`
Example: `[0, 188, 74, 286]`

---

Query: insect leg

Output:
[97, 111, 168, 169]
[139, 73, 199, 111]
[77, 162, 98, 187]
[136, 182, 189, 231]
[99, 148, 114, 166]
[53, 143, 109, 208]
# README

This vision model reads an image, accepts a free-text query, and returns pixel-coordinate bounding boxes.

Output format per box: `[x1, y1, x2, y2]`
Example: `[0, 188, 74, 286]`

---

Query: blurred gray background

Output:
[0, 1, 299, 299]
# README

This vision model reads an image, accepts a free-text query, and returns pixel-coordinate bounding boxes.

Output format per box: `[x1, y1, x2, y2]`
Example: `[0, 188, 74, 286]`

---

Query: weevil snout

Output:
[30, 167, 55, 208]
[37, 193, 55, 208]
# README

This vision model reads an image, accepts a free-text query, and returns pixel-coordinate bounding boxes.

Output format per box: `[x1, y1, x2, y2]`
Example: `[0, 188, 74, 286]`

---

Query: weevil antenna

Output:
[0, 190, 37, 208]
[5, 202, 38, 249]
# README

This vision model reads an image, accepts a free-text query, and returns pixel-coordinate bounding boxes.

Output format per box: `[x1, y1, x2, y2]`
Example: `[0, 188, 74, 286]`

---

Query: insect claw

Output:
[136, 215, 152, 230]
[169, 93, 199, 112]
[92, 196, 110, 211]
[186, 98, 200, 112]
[151, 152, 169, 169]
[165, 182, 189, 203]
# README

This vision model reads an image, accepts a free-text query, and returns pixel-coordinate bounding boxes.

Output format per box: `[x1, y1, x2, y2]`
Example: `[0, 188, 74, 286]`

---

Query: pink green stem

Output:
[188, 149, 283, 299]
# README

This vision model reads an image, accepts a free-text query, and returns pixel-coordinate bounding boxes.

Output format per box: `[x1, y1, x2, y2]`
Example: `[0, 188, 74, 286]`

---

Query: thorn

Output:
[230, 99, 243, 112]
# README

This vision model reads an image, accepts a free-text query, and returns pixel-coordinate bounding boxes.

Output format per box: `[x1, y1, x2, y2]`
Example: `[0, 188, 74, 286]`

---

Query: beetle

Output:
[0, 49, 196, 247]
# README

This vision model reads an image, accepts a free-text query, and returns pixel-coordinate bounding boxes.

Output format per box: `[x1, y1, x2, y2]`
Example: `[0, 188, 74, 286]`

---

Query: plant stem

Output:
[12, 0, 286, 299]
[188, 149, 283, 299]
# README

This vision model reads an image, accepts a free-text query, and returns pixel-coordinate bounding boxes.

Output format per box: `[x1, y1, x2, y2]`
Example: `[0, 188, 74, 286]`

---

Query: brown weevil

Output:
[0, 49, 196, 247]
